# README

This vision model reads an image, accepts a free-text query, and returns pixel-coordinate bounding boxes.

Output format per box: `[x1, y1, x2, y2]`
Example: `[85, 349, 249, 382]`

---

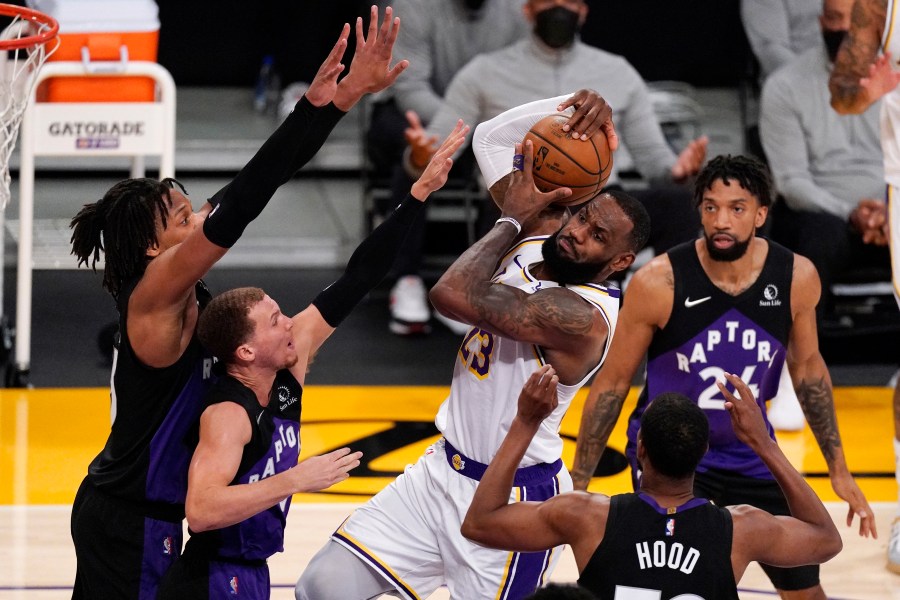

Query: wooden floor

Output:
[1, 384, 898, 598]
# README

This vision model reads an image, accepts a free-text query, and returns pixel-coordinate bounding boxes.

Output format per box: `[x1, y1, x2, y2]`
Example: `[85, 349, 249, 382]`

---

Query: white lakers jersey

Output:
[880, 0, 900, 185]
[435, 235, 621, 466]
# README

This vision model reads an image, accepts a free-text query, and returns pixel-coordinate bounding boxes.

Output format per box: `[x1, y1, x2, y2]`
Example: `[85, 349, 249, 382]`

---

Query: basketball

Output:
[522, 114, 613, 206]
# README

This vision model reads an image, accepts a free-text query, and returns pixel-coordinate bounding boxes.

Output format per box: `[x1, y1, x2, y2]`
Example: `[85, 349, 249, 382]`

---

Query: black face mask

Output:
[822, 28, 848, 62]
[534, 6, 580, 49]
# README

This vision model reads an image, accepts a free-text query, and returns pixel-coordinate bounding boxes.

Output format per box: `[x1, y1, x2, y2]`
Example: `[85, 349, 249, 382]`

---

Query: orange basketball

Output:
[522, 114, 613, 206]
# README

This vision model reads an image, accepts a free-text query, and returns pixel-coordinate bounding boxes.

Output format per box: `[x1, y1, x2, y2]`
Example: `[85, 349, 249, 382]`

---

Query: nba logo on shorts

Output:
[229, 576, 239, 595]
[665, 518, 675, 537]
[162, 536, 173, 555]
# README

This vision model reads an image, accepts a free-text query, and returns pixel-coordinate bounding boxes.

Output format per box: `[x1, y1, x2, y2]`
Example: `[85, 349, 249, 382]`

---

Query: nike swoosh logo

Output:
[684, 296, 712, 308]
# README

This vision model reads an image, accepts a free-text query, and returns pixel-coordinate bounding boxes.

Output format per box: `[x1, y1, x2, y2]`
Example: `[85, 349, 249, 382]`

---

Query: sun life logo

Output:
[760, 283, 781, 306]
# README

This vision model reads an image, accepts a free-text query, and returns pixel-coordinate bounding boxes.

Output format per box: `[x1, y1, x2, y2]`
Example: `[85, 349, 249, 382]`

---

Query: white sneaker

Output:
[767, 365, 805, 432]
[434, 311, 472, 336]
[389, 276, 431, 335]
[888, 518, 900, 574]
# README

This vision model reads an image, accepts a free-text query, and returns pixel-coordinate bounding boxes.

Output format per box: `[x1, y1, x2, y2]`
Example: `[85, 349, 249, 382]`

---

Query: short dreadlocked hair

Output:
[69, 178, 187, 299]
[639, 392, 709, 479]
[693, 154, 773, 209]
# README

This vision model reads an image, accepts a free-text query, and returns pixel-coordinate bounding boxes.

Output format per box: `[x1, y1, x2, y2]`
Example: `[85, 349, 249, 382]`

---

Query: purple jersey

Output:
[88, 278, 217, 512]
[190, 370, 302, 562]
[626, 241, 793, 479]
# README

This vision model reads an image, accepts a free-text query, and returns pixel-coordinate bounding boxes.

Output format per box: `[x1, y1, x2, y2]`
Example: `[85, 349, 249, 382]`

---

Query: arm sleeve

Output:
[472, 93, 573, 188]
[312, 195, 425, 327]
[202, 96, 345, 247]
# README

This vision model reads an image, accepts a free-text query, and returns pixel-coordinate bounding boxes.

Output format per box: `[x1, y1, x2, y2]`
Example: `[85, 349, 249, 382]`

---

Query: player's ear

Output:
[610, 251, 636, 274]
[755, 204, 769, 229]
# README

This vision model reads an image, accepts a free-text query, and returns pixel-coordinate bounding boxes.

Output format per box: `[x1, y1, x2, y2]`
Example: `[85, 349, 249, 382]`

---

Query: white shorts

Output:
[890, 185, 900, 308]
[332, 438, 571, 600]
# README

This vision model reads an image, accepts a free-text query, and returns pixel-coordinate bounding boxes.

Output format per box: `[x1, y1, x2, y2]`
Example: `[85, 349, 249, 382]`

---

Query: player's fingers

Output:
[599, 120, 619, 151]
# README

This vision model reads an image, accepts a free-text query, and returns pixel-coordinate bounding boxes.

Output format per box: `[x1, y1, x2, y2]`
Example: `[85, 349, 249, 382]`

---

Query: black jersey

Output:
[626, 241, 794, 479]
[578, 493, 738, 600]
[188, 370, 303, 562]
[86, 278, 216, 514]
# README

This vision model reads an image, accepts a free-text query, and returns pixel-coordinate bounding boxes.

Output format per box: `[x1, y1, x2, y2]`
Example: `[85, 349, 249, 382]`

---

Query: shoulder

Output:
[629, 253, 675, 295]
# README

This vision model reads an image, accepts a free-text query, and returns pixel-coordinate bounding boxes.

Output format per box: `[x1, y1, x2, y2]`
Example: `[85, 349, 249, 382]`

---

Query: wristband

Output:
[496, 216, 522, 234]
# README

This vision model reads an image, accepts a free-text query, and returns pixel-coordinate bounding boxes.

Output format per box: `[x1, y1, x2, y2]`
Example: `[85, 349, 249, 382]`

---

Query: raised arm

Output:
[786, 256, 877, 538]
[462, 366, 605, 563]
[721, 372, 843, 578]
[471, 90, 615, 206]
[287, 121, 470, 385]
[429, 140, 604, 382]
[570, 257, 671, 490]
[185, 402, 361, 533]
[830, 0, 892, 113]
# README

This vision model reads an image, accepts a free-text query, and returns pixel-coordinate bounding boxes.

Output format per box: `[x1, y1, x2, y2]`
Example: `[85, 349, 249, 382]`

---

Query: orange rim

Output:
[0, 3, 59, 50]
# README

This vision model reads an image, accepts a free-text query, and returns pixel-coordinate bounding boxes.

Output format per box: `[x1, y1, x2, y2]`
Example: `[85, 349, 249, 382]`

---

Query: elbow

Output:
[819, 531, 843, 562]
[460, 516, 488, 546]
[429, 282, 461, 317]
[185, 499, 216, 533]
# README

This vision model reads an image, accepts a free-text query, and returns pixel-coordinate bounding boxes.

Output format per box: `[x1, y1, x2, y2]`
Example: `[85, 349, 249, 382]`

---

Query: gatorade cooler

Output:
[27, 0, 160, 102]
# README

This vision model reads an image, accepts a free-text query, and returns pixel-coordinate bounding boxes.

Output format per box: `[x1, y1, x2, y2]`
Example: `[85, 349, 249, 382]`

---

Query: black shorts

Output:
[694, 468, 820, 591]
[157, 537, 270, 600]
[70, 478, 184, 599]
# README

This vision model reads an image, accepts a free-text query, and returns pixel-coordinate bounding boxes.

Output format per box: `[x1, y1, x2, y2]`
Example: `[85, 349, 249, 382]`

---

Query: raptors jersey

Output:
[577, 493, 738, 600]
[435, 235, 620, 465]
[189, 369, 302, 562]
[626, 241, 793, 479]
[88, 278, 216, 509]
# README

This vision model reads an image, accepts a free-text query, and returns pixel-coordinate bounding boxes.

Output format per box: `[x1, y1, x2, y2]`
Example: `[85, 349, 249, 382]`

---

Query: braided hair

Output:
[70, 178, 187, 299]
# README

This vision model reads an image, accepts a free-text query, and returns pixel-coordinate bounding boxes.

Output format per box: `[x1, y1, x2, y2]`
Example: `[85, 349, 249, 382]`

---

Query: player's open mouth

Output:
[712, 234, 734, 249]
[558, 236, 575, 258]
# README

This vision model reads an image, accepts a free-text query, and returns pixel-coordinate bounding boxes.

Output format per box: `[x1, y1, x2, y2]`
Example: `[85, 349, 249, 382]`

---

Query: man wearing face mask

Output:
[759, 0, 891, 330]
[400, 0, 708, 335]
[366, 0, 528, 337]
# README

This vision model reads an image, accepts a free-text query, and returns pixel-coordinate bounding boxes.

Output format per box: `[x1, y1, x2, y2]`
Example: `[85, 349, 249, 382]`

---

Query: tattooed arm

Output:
[571, 255, 674, 490]
[786, 255, 877, 538]
[429, 141, 603, 384]
[830, 0, 895, 113]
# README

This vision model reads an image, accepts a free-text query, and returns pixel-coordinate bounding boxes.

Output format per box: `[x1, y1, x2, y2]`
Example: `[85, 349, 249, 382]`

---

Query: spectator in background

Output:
[760, 0, 891, 324]
[367, 0, 528, 336]
[740, 0, 821, 160]
[741, 0, 822, 82]
[401, 0, 707, 335]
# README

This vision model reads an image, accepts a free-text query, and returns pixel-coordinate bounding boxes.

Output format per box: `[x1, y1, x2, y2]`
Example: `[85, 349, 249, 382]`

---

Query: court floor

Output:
[1, 384, 897, 598]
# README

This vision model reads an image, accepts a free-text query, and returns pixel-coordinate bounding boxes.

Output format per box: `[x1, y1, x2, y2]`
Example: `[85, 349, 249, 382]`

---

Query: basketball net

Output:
[0, 4, 58, 208]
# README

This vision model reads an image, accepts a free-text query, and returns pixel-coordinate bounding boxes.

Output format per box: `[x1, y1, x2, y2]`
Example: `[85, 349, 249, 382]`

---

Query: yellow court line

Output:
[0, 385, 894, 505]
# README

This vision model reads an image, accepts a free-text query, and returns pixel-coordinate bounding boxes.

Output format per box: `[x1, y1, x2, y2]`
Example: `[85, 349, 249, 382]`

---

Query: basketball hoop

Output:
[0, 3, 58, 208]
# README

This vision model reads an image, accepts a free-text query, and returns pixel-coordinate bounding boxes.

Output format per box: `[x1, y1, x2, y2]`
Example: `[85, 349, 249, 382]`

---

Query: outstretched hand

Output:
[304, 24, 350, 107]
[411, 119, 470, 200]
[516, 365, 559, 427]
[557, 88, 618, 151]
[500, 140, 572, 228]
[334, 5, 409, 111]
[291, 447, 363, 493]
[718, 372, 770, 451]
